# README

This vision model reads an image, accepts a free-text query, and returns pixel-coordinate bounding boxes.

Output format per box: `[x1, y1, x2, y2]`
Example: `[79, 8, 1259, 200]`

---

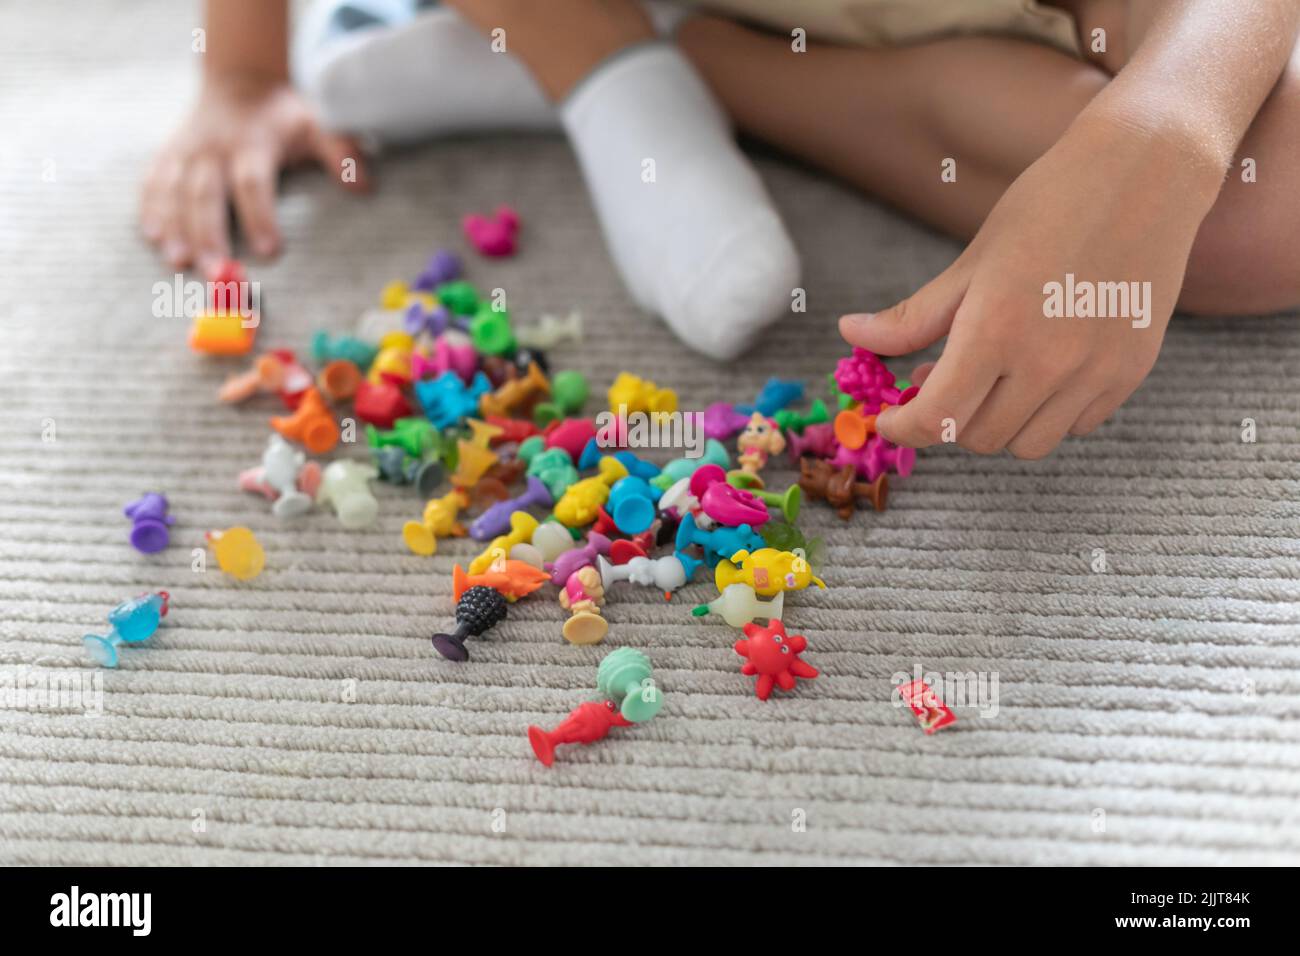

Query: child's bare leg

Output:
[445, 0, 802, 361]
[677, 12, 1300, 315]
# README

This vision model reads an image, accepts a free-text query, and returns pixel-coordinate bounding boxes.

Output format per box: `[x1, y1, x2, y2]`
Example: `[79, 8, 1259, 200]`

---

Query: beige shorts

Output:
[685, 0, 1082, 58]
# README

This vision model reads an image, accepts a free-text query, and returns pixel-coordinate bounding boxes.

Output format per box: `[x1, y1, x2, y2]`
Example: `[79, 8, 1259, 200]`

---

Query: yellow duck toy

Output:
[714, 547, 826, 597]
[402, 488, 471, 556]
[553, 456, 628, 527]
[607, 371, 677, 416]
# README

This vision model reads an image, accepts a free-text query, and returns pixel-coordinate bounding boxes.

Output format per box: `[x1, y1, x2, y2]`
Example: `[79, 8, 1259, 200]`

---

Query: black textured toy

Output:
[431, 586, 508, 662]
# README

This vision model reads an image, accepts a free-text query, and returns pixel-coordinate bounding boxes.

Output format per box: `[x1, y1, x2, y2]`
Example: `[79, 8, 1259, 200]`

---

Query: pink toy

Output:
[834, 347, 901, 414]
[689, 464, 769, 528]
[462, 204, 520, 257]
[703, 402, 751, 441]
[787, 422, 839, 463]
[546, 531, 612, 585]
[734, 619, 819, 701]
[544, 418, 596, 462]
[411, 336, 478, 383]
[832, 434, 916, 482]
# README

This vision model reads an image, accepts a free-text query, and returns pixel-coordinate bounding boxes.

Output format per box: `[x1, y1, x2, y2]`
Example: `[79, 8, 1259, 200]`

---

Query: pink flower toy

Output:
[462, 204, 520, 257]
[689, 464, 769, 528]
[832, 434, 917, 482]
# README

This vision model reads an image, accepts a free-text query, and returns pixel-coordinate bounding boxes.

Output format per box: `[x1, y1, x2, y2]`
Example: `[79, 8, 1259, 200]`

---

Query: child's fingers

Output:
[1069, 391, 1124, 437]
[139, 158, 169, 244]
[312, 130, 370, 193]
[874, 345, 999, 449]
[229, 148, 281, 259]
[955, 377, 1053, 455]
[1007, 388, 1096, 460]
[183, 156, 231, 274]
[157, 159, 192, 268]
[838, 270, 966, 357]
[909, 362, 936, 387]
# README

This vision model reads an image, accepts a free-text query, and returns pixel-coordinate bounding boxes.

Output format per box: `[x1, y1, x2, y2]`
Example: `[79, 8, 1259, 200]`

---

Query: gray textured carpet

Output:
[3, 0, 1300, 866]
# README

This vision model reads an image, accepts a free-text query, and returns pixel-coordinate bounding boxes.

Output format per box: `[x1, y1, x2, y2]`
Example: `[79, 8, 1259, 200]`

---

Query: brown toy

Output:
[799, 458, 888, 520]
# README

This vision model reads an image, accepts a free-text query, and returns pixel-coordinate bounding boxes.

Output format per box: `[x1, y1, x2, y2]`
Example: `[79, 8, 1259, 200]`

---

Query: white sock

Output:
[560, 43, 800, 360]
[294, 4, 557, 143]
[294, 0, 694, 145]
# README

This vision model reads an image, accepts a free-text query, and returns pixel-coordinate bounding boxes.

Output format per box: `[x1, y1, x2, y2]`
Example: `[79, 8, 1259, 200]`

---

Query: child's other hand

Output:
[839, 116, 1217, 460]
[139, 77, 369, 272]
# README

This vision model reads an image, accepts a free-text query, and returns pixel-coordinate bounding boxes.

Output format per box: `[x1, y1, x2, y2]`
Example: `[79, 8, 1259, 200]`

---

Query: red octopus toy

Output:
[734, 620, 819, 700]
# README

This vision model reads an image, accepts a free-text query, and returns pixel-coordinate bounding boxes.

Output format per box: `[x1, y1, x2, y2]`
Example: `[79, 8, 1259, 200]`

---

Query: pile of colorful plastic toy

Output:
[104, 234, 923, 763]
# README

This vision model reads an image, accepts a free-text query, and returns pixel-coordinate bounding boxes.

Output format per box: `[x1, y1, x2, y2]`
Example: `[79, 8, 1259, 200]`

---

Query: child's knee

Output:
[1180, 77, 1300, 315]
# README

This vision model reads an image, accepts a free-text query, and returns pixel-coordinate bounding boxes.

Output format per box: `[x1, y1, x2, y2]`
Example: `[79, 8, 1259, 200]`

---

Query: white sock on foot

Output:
[295, 4, 557, 143]
[294, 0, 694, 145]
[560, 43, 800, 361]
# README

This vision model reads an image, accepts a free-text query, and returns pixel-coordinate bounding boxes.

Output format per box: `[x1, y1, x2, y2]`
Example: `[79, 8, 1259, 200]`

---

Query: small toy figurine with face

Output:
[737, 412, 786, 485]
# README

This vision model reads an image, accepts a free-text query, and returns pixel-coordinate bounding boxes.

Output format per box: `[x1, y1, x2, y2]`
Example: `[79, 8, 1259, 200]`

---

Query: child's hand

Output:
[840, 115, 1219, 460]
[140, 77, 369, 271]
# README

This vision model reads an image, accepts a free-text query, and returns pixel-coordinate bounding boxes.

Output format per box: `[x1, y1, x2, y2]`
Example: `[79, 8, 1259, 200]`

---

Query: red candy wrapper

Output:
[899, 678, 956, 735]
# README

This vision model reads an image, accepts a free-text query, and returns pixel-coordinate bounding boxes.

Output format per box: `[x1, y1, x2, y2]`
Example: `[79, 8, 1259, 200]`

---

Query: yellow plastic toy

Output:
[189, 311, 257, 356]
[469, 512, 540, 574]
[553, 456, 628, 527]
[450, 440, 498, 489]
[607, 371, 676, 417]
[205, 526, 265, 581]
[465, 418, 505, 449]
[367, 333, 415, 385]
[714, 547, 826, 597]
[380, 280, 409, 311]
[402, 489, 471, 556]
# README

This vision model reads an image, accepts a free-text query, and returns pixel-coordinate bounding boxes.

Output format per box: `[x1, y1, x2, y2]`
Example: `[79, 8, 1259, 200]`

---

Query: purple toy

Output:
[787, 422, 839, 463]
[404, 301, 451, 338]
[832, 434, 917, 482]
[469, 476, 554, 541]
[689, 464, 769, 528]
[703, 402, 750, 441]
[123, 493, 174, 554]
[546, 531, 612, 585]
[412, 249, 463, 292]
[834, 347, 902, 414]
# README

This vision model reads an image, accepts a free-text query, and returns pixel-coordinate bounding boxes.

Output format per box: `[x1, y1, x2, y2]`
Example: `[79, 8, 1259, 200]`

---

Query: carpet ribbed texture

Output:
[3, 0, 1300, 866]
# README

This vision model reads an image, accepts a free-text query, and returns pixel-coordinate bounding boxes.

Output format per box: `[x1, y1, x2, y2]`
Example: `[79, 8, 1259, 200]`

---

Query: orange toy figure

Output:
[402, 489, 471, 556]
[553, 456, 628, 528]
[317, 359, 363, 401]
[452, 561, 549, 602]
[736, 412, 786, 486]
[832, 403, 889, 451]
[479, 361, 549, 419]
[269, 387, 339, 454]
[189, 312, 257, 355]
[558, 565, 608, 645]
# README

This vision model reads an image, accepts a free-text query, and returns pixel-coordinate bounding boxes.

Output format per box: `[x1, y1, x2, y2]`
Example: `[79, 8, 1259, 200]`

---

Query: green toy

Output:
[525, 445, 580, 500]
[436, 280, 479, 316]
[727, 471, 802, 522]
[470, 303, 515, 356]
[774, 398, 829, 435]
[311, 330, 377, 370]
[596, 648, 663, 723]
[533, 370, 589, 426]
[366, 416, 441, 458]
